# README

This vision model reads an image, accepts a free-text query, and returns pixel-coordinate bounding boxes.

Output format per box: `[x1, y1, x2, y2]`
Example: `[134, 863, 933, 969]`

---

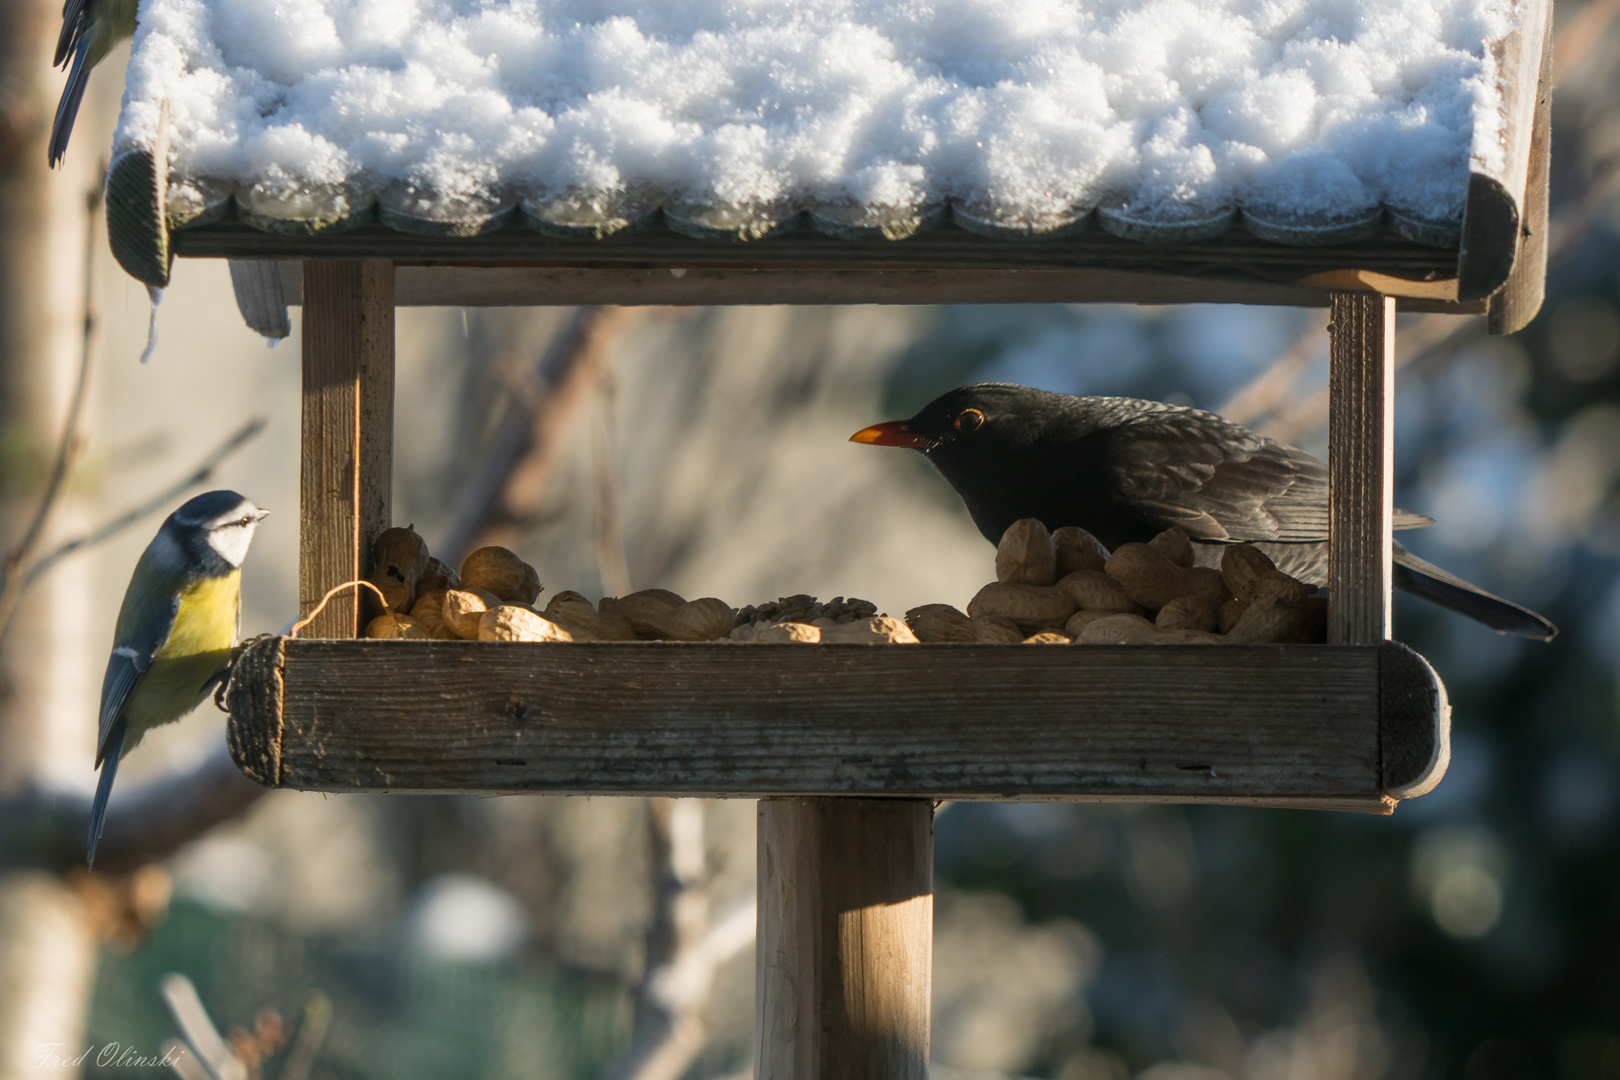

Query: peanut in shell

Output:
[443, 587, 501, 639]
[1148, 527, 1195, 568]
[971, 615, 1025, 644]
[1053, 526, 1110, 576]
[478, 605, 575, 643]
[1220, 544, 1277, 604]
[996, 518, 1058, 586]
[967, 581, 1076, 631]
[460, 546, 542, 604]
[1156, 595, 1218, 633]
[821, 616, 919, 644]
[905, 604, 976, 644]
[364, 612, 432, 639]
[1055, 570, 1135, 613]
[1103, 543, 1191, 611]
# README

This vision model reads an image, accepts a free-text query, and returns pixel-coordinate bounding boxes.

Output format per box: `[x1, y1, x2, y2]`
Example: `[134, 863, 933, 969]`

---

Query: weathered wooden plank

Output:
[173, 220, 1461, 279]
[1327, 293, 1395, 644]
[299, 261, 395, 638]
[1487, 0, 1554, 335]
[223, 638, 1451, 808]
[756, 798, 932, 1080]
[265, 261, 1487, 312]
[1457, 0, 1552, 301]
[228, 260, 291, 339]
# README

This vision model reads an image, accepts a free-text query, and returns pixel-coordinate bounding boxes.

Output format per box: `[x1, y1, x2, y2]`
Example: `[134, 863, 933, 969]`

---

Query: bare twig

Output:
[18, 416, 266, 595]
[1553, 0, 1620, 85]
[438, 306, 650, 564]
[1259, 314, 1482, 443]
[0, 182, 102, 635]
[276, 993, 333, 1080]
[0, 741, 267, 874]
[594, 357, 633, 596]
[1215, 311, 1327, 426]
[160, 974, 249, 1080]
[600, 799, 755, 1080]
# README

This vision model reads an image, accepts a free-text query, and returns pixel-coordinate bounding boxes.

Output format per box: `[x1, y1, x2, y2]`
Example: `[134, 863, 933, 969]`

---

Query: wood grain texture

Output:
[174, 220, 1460, 281]
[1487, 0, 1554, 336]
[265, 261, 1486, 312]
[299, 260, 395, 638]
[756, 798, 932, 1080]
[1327, 293, 1395, 645]
[1458, 0, 1552, 301]
[227, 260, 291, 339]
[222, 638, 1446, 809]
[1379, 641, 1451, 799]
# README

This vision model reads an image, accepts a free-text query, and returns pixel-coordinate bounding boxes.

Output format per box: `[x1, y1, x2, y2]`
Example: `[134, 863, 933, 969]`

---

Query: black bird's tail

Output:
[49, 34, 93, 169]
[1393, 544, 1557, 640]
[87, 721, 124, 869]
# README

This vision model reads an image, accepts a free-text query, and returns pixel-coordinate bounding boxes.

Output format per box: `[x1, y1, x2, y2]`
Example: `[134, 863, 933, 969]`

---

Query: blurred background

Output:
[4, 2, 1620, 1078]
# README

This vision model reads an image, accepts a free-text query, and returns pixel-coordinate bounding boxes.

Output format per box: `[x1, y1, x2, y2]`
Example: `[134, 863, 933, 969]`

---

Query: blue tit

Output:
[89, 490, 267, 867]
[49, 0, 139, 168]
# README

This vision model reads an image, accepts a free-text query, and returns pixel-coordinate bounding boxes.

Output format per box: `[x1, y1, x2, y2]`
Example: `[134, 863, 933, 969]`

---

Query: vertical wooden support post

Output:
[756, 798, 932, 1080]
[1327, 293, 1395, 644]
[300, 260, 395, 638]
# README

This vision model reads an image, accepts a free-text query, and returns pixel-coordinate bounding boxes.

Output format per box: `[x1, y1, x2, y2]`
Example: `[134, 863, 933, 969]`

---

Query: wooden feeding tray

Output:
[99, 0, 1552, 1074]
[225, 639, 1449, 813]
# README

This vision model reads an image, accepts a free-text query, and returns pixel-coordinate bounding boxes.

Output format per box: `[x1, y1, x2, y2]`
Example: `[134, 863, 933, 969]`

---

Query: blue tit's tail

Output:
[87, 721, 125, 869]
[49, 34, 93, 169]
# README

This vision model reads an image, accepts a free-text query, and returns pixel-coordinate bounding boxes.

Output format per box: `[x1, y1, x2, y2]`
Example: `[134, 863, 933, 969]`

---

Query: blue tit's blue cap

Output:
[171, 490, 251, 527]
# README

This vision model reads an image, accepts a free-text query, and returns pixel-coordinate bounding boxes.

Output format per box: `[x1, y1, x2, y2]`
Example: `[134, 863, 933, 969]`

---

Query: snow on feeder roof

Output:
[104, 0, 1551, 323]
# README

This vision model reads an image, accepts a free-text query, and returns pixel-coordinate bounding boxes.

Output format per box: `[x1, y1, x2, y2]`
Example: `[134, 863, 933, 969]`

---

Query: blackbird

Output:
[852, 383, 1556, 640]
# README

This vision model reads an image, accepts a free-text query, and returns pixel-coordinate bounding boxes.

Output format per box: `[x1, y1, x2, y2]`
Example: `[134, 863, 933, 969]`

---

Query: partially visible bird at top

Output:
[851, 383, 1556, 641]
[90, 490, 268, 868]
[49, 0, 138, 168]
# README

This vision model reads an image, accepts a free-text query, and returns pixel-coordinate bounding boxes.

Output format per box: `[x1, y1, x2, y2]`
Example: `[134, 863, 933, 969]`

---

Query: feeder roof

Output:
[104, 0, 1552, 322]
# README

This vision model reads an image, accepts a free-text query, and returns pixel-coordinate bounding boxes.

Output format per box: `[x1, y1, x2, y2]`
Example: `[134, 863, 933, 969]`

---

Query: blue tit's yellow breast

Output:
[156, 571, 241, 660]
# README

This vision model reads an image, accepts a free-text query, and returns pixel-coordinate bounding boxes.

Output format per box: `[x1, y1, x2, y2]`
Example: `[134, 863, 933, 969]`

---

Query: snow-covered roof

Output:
[106, 0, 1550, 306]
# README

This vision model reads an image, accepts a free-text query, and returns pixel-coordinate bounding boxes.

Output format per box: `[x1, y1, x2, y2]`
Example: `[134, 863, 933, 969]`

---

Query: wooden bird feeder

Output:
[102, 0, 1552, 1074]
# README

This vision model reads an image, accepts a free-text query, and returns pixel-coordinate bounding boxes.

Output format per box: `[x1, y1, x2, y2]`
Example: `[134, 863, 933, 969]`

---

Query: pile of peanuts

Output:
[907, 518, 1326, 645]
[361, 519, 1325, 646]
[361, 527, 918, 643]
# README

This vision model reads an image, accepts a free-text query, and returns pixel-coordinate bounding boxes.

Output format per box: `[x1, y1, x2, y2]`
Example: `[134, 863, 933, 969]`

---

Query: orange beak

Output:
[849, 421, 933, 449]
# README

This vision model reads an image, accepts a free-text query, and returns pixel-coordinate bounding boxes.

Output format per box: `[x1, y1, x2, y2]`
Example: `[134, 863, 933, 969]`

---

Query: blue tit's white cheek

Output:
[207, 523, 256, 568]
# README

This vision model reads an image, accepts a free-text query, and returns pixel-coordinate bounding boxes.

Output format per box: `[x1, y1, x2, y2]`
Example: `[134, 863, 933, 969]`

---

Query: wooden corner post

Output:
[300, 260, 395, 638]
[1327, 293, 1395, 644]
[756, 798, 932, 1080]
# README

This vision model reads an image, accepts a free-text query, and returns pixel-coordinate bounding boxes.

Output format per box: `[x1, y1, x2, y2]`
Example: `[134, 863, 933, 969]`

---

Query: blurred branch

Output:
[594, 356, 633, 596]
[161, 974, 249, 1080]
[1260, 314, 1484, 444]
[439, 306, 650, 564]
[20, 416, 267, 594]
[0, 741, 268, 874]
[1552, 0, 1620, 85]
[1215, 311, 1327, 425]
[601, 799, 755, 1080]
[0, 181, 102, 637]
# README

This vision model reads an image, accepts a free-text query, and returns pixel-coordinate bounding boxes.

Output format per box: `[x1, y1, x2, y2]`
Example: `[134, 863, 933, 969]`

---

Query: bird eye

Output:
[954, 408, 985, 433]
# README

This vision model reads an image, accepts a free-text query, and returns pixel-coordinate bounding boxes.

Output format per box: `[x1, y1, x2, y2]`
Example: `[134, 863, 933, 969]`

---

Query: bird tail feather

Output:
[1393, 545, 1557, 641]
[49, 35, 92, 169]
[87, 722, 125, 870]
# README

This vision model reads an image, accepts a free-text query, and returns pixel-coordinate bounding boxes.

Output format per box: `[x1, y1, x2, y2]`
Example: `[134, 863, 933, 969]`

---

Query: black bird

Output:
[852, 383, 1555, 640]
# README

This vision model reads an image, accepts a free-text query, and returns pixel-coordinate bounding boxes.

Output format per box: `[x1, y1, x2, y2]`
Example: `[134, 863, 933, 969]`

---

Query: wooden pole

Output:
[755, 798, 932, 1080]
[1327, 293, 1395, 644]
[299, 260, 395, 638]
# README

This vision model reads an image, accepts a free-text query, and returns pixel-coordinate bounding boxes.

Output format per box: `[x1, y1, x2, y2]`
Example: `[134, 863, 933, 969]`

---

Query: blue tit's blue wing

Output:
[55, 0, 88, 67]
[98, 548, 185, 765]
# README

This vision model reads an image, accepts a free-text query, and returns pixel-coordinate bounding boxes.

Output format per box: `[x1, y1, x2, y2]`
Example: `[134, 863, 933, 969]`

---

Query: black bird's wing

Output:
[1102, 405, 1431, 541]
